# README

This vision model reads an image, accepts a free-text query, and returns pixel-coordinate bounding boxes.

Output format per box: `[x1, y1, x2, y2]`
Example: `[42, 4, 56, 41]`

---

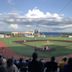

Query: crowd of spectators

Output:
[0, 52, 72, 72]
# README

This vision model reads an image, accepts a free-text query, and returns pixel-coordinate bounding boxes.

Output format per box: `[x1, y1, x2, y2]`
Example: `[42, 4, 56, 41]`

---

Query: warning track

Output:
[0, 41, 24, 59]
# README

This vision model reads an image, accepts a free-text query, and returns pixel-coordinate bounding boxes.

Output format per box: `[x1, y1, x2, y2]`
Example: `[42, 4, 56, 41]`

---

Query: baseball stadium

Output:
[0, 0, 72, 72]
[0, 31, 72, 60]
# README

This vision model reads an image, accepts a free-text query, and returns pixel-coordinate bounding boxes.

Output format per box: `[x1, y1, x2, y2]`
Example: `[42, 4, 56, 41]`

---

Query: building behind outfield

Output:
[0, 32, 11, 38]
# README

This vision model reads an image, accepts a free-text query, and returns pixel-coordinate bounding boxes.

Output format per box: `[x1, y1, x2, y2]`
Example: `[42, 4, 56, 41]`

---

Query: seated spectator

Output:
[45, 56, 58, 72]
[17, 58, 27, 72]
[0, 55, 7, 72]
[62, 57, 72, 72]
[28, 52, 43, 72]
[58, 57, 67, 72]
[6, 58, 19, 72]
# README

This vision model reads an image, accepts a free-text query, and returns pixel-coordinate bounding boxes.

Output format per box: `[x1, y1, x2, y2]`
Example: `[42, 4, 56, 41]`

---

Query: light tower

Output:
[33, 23, 39, 37]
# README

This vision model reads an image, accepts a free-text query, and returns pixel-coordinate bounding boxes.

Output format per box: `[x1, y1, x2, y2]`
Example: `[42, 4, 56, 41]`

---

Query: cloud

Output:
[26, 25, 32, 27]
[9, 24, 18, 29]
[61, 24, 72, 28]
[7, 0, 14, 5]
[25, 8, 45, 18]
[0, 13, 2, 16]
[25, 8, 63, 22]
[0, 8, 72, 32]
[8, 0, 12, 4]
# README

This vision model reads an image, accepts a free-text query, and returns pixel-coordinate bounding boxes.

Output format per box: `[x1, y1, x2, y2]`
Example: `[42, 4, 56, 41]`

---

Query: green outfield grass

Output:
[0, 36, 72, 58]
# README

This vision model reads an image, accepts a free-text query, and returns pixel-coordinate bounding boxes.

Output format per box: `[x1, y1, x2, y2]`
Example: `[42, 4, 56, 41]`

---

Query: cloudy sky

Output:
[0, 0, 72, 32]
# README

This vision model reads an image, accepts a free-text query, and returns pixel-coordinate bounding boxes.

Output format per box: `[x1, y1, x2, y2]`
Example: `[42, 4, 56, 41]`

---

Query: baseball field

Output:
[0, 36, 72, 59]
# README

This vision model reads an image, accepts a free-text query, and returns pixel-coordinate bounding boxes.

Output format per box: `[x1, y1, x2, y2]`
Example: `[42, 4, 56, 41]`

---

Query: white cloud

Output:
[7, 0, 14, 5]
[10, 24, 18, 29]
[25, 8, 45, 18]
[26, 25, 31, 27]
[8, 0, 11, 3]
[7, 11, 19, 15]
[0, 7, 72, 32]
[25, 8, 63, 22]
[0, 13, 2, 15]
[7, 19, 15, 22]
[62, 24, 72, 28]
